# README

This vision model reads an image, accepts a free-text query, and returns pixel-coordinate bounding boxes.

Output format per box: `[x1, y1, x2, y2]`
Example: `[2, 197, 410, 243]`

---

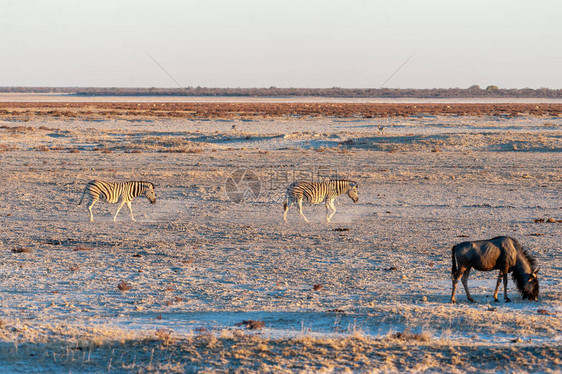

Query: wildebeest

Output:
[450, 236, 539, 303]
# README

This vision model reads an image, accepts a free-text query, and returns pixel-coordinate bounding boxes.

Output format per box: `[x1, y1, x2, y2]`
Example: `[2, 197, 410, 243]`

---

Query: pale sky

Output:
[1, 0, 561, 88]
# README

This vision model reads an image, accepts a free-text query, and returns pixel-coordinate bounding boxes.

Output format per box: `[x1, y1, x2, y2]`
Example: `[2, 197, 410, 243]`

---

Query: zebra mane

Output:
[135, 181, 154, 188]
[329, 179, 357, 186]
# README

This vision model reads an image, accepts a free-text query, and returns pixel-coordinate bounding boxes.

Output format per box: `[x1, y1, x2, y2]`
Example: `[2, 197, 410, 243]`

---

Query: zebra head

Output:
[142, 182, 157, 204]
[347, 181, 358, 203]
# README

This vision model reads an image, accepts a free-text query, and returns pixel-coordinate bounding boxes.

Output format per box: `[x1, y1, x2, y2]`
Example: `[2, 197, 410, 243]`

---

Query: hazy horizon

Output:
[1, 0, 561, 89]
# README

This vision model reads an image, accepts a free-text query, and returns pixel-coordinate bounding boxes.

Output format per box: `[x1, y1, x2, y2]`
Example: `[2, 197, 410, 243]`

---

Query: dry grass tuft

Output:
[312, 284, 324, 291]
[170, 147, 204, 154]
[0, 125, 35, 132]
[154, 329, 175, 346]
[0, 144, 19, 152]
[11, 247, 31, 253]
[388, 328, 431, 342]
[73, 246, 93, 251]
[118, 280, 132, 292]
[534, 217, 562, 223]
[235, 320, 265, 330]
[33, 145, 50, 152]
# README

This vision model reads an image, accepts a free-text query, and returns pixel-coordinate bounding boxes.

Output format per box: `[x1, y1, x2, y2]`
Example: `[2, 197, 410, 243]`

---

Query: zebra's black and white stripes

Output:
[78, 180, 156, 222]
[283, 179, 358, 223]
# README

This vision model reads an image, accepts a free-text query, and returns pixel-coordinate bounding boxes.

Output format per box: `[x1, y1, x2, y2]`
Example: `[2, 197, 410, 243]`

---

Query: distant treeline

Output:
[2, 86, 562, 98]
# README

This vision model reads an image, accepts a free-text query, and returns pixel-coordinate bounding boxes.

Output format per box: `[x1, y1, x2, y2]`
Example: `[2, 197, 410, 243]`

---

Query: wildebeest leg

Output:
[451, 267, 465, 304]
[493, 271, 503, 302]
[114, 200, 126, 222]
[503, 273, 511, 302]
[461, 268, 475, 303]
[297, 199, 309, 223]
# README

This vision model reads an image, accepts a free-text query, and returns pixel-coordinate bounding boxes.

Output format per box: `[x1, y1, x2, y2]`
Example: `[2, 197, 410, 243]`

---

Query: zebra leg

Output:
[126, 201, 136, 222]
[297, 199, 309, 223]
[326, 199, 336, 222]
[113, 200, 126, 222]
[87, 199, 97, 222]
[283, 201, 293, 223]
[461, 268, 475, 302]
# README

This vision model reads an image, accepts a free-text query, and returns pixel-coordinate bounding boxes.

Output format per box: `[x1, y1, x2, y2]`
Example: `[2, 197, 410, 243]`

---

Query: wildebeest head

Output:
[347, 182, 358, 203]
[143, 182, 157, 204]
[522, 268, 539, 301]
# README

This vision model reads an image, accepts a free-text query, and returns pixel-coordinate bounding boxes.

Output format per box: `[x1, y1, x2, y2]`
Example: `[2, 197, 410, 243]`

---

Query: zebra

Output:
[78, 180, 156, 222]
[283, 179, 358, 223]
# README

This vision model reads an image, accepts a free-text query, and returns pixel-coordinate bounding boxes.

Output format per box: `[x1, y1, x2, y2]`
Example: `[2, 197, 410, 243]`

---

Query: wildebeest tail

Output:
[451, 246, 457, 277]
[283, 200, 287, 211]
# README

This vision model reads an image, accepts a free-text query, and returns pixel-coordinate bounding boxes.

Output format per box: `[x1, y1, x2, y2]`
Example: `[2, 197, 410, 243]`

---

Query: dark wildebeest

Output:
[450, 236, 539, 304]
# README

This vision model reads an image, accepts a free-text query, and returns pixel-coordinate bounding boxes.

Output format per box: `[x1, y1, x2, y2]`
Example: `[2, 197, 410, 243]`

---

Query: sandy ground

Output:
[0, 110, 560, 372]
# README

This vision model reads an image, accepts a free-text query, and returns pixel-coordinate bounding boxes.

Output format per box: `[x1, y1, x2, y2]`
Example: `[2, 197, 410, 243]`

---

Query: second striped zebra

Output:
[78, 180, 157, 222]
[283, 179, 358, 223]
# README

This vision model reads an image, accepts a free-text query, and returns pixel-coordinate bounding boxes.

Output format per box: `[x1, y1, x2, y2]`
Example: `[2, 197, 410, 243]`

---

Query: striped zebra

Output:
[78, 180, 156, 222]
[283, 179, 358, 223]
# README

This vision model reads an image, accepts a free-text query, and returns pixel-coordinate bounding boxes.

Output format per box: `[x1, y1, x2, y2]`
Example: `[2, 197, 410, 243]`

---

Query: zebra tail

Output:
[78, 186, 87, 205]
[451, 246, 457, 277]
